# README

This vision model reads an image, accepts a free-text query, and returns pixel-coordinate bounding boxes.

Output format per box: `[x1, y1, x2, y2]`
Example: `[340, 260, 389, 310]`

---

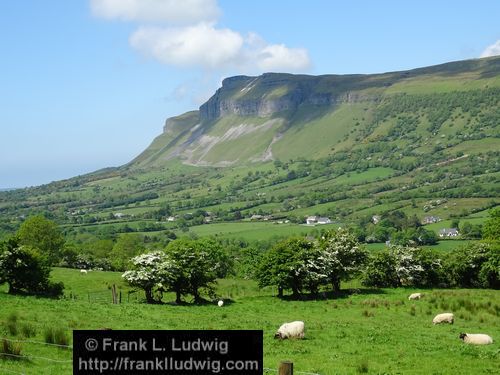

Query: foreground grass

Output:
[0, 271, 498, 374]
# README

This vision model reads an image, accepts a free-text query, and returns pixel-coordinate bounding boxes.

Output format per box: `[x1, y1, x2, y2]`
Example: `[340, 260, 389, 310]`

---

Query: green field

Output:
[182, 221, 336, 241]
[0, 269, 499, 374]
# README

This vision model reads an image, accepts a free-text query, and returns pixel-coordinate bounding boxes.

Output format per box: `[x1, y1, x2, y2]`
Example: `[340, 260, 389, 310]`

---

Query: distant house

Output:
[113, 212, 125, 219]
[166, 216, 176, 222]
[423, 216, 441, 224]
[439, 228, 459, 238]
[306, 216, 318, 225]
[372, 215, 381, 224]
[306, 216, 331, 225]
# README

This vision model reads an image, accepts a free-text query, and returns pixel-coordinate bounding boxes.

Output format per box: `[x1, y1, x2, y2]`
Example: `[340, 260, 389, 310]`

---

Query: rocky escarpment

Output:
[198, 73, 382, 121]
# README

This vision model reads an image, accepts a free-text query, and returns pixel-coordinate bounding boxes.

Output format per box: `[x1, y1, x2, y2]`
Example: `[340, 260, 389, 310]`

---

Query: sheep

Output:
[80, 269, 88, 274]
[459, 333, 493, 345]
[408, 292, 423, 300]
[217, 300, 224, 307]
[432, 312, 454, 324]
[274, 321, 305, 340]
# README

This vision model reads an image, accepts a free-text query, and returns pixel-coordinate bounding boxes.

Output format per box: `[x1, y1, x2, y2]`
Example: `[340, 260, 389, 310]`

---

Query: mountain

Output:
[0, 56, 499, 241]
[130, 56, 500, 169]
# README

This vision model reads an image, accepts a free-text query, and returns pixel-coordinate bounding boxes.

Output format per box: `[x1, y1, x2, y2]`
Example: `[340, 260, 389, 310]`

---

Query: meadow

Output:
[0, 268, 498, 374]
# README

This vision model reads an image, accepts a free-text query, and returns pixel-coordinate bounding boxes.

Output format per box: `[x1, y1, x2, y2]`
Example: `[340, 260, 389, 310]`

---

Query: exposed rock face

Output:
[198, 73, 380, 121]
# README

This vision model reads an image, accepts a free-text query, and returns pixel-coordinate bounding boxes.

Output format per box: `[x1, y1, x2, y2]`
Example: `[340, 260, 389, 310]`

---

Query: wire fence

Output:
[0, 337, 73, 375]
[264, 367, 321, 375]
[2, 338, 322, 375]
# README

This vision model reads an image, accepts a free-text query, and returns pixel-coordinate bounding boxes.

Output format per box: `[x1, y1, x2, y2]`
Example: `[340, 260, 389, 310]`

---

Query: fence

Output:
[0, 337, 73, 375]
[64, 285, 143, 304]
[264, 361, 321, 375]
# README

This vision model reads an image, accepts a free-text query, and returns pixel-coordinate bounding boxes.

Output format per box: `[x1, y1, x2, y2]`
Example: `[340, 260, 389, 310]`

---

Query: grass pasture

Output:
[0, 270, 499, 374]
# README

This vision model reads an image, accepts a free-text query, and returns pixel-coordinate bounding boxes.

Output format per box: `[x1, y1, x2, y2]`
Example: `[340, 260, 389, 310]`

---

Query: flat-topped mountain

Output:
[131, 56, 499, 168]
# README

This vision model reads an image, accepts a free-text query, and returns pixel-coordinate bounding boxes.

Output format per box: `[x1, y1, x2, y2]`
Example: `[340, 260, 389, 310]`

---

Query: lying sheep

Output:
[408, 292, 423, 300]
[432, 312, 454, 324]
[80, 269, 88, 274]
[274, 321, 305, 340]
[217, 300, 224, 307]
[459, 333, 493, 345]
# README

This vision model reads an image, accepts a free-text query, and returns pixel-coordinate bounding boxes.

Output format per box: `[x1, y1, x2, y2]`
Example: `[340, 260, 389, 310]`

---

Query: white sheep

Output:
[408, 292, 423, 300]
[432, 312, 454, 324]
[217, 300, 224, 307]
[459, 333, 493, 345]
[80, 269, 88, 274]
[274, 321, 305, 340]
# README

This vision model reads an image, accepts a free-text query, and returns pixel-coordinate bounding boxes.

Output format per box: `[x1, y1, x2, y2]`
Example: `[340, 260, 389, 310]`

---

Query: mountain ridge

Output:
[130, 56, 499, 169]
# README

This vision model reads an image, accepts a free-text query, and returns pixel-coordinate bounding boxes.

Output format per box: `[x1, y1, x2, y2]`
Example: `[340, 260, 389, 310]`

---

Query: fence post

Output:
[279, 361, 293, 375]
[119, 291, 122, 304]
[112, 284, 117, 304]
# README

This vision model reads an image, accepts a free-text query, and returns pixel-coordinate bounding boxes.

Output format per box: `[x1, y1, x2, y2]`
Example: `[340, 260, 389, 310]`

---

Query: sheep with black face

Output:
[274, 321, 305, 340]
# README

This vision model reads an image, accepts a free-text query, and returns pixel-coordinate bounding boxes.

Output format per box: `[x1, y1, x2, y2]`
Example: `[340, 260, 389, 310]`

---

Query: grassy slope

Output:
[0, 270, 499, 374]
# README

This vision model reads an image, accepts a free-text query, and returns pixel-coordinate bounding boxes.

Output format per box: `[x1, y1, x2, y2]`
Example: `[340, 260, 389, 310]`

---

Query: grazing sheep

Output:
[408, 293, 423, 300]
[459, 333, 493, 345]
[217, 300, 224, 307]
[432, 312, 454, 324]
[274, 321, 305, 340]
[80, 269, 88, 274]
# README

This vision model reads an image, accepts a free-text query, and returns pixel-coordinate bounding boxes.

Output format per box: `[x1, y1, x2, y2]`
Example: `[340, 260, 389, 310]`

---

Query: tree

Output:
[0, 238, 63, 296]
[164, 238, 230, 303]
[363, 245, 443, 288]
[17, 215, 65, 265]
[316, 228, 368, 295]
[110, 233, 144, 270]
[446, 242, 499, 288]
[122, 251, 171, 304]
[482, 207, 500, 242]
[256, 237, 322, 298]
[362, 251, 399, 288]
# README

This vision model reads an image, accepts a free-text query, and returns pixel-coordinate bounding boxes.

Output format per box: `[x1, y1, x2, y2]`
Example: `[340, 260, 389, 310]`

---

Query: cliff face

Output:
[198, 73, 383, 121]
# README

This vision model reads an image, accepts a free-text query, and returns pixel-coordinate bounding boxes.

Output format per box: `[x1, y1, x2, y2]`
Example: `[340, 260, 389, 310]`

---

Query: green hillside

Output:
[0, 56, 498, 244]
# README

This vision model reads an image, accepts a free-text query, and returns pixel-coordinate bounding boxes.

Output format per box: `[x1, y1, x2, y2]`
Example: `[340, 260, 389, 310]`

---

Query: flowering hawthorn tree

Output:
[316, 228, 368, 295]
[122, 251, 171, 304]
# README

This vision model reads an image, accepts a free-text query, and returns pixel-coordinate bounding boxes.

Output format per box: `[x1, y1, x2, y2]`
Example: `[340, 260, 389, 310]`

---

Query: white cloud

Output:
[90, 0, 220, 24]
[480, 40, 500, 58]
[130, 24, 310, 73]
[130, 24, 243, 69]
[256, 44, 310, 72]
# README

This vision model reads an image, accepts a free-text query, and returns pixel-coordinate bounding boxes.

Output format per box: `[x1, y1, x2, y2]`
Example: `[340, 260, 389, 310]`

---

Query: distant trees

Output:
[482, 207, 500, 242]
[17, 215, 65, 265]
[110, 233, 145, 270]
[0, 237, 64, 297]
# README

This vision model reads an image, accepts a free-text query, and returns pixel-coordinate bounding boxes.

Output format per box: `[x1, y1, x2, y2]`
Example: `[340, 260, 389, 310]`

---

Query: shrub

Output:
[44, 327, 70, 347]
[20, 323, 36, 338]
[1, 338, 22, 360]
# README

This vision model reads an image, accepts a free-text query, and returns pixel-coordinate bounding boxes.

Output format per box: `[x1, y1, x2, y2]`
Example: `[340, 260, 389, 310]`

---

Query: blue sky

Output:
[1, 0, 499, 188]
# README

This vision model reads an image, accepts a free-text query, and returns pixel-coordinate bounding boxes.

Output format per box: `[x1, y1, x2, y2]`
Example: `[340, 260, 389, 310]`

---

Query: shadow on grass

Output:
[280, 288, 386, 301]
[164, 298, 236, 307]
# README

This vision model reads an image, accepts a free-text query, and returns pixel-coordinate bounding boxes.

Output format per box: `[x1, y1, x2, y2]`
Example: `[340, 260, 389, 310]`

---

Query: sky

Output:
[0, 0, 499, 188]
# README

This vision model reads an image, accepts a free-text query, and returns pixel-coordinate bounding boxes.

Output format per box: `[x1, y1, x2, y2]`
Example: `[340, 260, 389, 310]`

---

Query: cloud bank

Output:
[91, 0, 311, 73]
[480, 40, 500, 58]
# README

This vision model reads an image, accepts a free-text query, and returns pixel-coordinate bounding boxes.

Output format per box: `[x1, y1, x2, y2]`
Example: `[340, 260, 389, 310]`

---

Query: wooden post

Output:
[279, 361, 293, 375]
[119, 291, 122, 304]
[112, 284, 117, 304]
